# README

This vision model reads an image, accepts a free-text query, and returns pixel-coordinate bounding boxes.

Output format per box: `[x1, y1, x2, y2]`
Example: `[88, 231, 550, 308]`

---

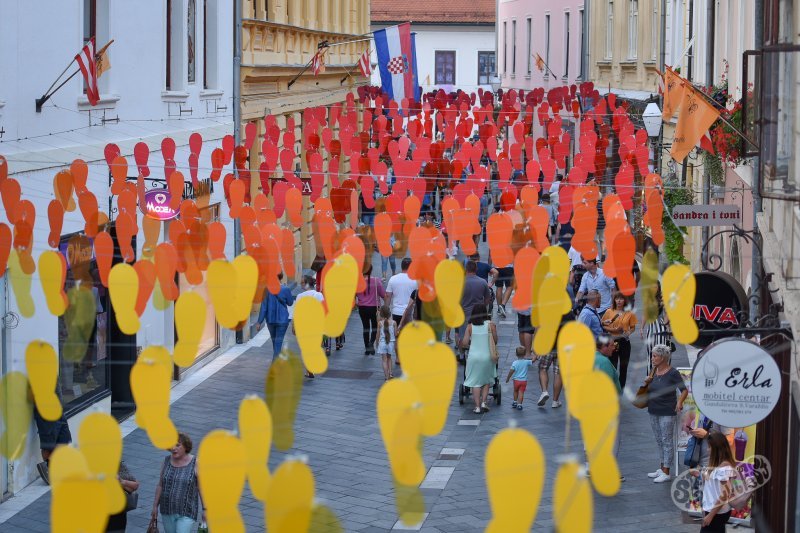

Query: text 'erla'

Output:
[693, 305, 739, 325]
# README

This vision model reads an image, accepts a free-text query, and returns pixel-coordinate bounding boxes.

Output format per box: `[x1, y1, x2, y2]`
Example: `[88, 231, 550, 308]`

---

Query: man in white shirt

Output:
[386, 257, 417, 325]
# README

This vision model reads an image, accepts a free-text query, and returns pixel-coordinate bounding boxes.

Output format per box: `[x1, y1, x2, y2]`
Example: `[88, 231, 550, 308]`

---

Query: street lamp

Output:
[642, 102, 662, 138]
[490, 75, 501, 93]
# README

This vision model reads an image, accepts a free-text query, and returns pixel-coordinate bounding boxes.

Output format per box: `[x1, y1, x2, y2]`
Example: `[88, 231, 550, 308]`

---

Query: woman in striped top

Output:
[151, 433, 204, 533]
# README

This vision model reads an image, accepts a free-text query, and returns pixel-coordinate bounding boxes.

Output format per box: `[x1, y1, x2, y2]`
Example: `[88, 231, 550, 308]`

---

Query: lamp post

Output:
[643, 102, 663, 174]
[490, 75, 501, 94]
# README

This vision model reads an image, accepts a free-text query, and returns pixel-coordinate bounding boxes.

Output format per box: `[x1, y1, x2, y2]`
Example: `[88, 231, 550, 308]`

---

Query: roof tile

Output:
[372, 0, 495, 24]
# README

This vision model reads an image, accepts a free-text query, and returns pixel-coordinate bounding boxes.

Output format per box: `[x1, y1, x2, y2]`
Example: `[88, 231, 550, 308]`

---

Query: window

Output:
[435, 51, 456, 85]
[203, 0, 219, 89]
[579, 9, 586, 79]
[166, 0, 184, 90]
[606, 1, 614, 59]
[628, 0, 638, 59]
[545, 14, 551, 76]
[512, 20, 517, 75]
[564, 12, 570, 79]
[503, 21, 507, 75]
[478, 51, 496, 84]
[188, 0, 197, 83]
[651, 1, 658, 59]
[526, 18, 532, 74]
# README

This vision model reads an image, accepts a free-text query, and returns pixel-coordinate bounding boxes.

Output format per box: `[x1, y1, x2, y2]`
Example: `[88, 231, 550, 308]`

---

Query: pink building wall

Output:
[498, 0, 586, 91]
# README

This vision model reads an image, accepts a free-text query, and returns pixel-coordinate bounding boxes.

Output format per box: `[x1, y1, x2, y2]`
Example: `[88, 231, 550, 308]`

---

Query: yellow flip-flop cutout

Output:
[265, 460, 315, 533]
[173, 291, 206, 367]
[238, 396, 272, 501]
[323, 253, 359, 337]
[130, 346, 177, 449]
[434, 260, 465, 328]
[266, 350, 304, 451]
[553, 460, 592, 533]
[198, 430, 247, 533]
[0, 372, 33, 460]
[38, 251, 68, 316]
[8, 250, 34, 318]
[63, 285, 96, 362]
[78, 412, 125, 514]
[662, 264, 699, 345]
[109, 263, 141, 335]
[25, 341, 62, 421]
[557, 322, 596, 417]
[293, 296, 328, 374]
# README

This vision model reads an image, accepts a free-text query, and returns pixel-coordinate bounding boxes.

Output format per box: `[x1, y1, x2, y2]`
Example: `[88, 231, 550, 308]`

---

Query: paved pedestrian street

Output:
[3, 286, 703, 533]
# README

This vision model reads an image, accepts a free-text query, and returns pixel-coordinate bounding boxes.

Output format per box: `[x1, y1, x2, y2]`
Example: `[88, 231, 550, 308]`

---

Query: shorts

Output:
[34, 412, 72, 451]
[517, 313, 534, 334]
[538, 353, 560, 374]
[496, 266, 515, 288]
[513, 379, 528, 394]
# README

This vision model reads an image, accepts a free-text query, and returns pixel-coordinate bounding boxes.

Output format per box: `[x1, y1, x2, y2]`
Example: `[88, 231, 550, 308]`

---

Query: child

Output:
[376, 306, 398, 380]
[506, 346, 536, 410]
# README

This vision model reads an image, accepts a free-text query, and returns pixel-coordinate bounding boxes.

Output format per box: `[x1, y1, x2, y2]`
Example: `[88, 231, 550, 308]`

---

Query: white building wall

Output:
[0, 0, 234, 494]
[370, 25, 496, 94]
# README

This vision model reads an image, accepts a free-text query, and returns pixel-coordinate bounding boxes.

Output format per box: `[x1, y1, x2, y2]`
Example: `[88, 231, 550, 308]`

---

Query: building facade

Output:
[498, 0, 587, 91]
[0, 0, 233, 495]
[241, 0, 370, 273]
[371, 1, 495, 94]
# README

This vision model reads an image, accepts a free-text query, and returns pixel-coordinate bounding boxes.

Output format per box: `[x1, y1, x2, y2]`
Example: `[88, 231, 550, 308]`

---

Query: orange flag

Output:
[670, 84, 720, 163]
[661, 67, 685, 121]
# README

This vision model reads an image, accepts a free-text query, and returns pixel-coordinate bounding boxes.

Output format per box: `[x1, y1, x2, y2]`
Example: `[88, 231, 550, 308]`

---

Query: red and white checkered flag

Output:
[311, 47, 327, 76]
[358, 49, 371, 77]
[75, 37, 99, 105]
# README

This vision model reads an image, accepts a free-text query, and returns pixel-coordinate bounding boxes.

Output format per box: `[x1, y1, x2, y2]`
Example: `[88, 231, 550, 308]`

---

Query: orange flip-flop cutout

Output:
[1, 178, 21, 223]
[168, 171, 184, 211]
[70, 159, 88, 193]
[374, 213, 393, 257]
[155, 242, 180, 301]
[94, 231, 114, 287]
[285, 187, 303, 228]
[280, 228, 295, 278]
[141, 215, 161, 258]
[133, 259, 156, 316]
[53, 170, 75, 212]
[77, 190, 100, 237]
[512, 246, 540, 312]
[116, 212, 137, 263]
[0, 223, 10, 277]
[110, 156, 128, 195]
[208, 221, 227, 260]
[612, 225, 636, 296]
[487, 213, 514, 268]
[47, 200, 64, 248]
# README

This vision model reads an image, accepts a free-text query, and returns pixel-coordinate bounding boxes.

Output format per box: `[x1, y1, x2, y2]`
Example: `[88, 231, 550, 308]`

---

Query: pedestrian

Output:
[540, 193, 558, 244]
[516, 304, 534, 357]
[456, 261, 493, 361]
[494, 261, 515, 318]
[537, 310, 572, 408]
[691, 432, 737, 531]
[376, 305, 398, 380]
[32, 398, 72, 485]
[578, 290, 605, 339]
[356, 265, 386, 356]
[575, 258, 616, 314]
[594, 336, 622, 395]
[295, 274, 325, 378]
[151, 432, 204, 533]
[386, 257, 417, 328]
[641, 282, 673, 373]
[506, 346, 536, 410]
[107, 461, 139, 532]
[256, 273, 296, 356]
[644, 344, 688, 483]
[602, 291, 638, 389]
[381, 235, 397, 281]
[468, 252, 497, 315]
[460, 304, 498, 414]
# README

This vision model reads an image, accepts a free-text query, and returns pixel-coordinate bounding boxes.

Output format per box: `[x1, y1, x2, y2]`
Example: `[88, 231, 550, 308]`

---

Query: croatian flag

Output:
[374, 23, 420, 108]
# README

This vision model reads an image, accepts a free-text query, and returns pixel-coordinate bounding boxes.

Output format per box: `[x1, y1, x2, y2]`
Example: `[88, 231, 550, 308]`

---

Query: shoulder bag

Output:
[146, 516, 158, 533]
[632, 369, 656, 409]
[683, 418, 713, 467]
[124, 489, 139, 512]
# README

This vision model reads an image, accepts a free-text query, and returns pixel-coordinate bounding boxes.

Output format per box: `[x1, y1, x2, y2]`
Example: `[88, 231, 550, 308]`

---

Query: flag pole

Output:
[288, 41, 328, 89]
[35, 57, 79, 112]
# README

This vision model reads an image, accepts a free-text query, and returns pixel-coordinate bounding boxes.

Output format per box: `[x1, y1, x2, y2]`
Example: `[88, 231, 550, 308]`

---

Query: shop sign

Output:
[300, 178, 312, 196]
[672, 205, 741, 226]
[691, 338, 782, 427]
[144, 190, 178, 220]
[691, 271, 748, 348]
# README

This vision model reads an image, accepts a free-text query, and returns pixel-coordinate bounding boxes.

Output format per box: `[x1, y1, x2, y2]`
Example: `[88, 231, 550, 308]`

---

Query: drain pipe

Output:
[701, 0, 715, 268]
[233, 0, 244, 344]
[750, 0, 763, 320]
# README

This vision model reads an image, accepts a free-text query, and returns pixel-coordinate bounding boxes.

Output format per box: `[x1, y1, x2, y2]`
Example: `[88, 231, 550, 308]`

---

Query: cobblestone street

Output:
[2, 251, 701, 532]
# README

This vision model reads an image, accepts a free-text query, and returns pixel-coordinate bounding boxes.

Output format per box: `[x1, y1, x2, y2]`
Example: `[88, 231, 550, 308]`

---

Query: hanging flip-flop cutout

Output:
[109, 263, 140, 334]
[376, 378, 425, 487]
[130, 346, 177, 449]
[573, 370, 621, 496]
[663, 264, 699, 345]
[322, 253, 358, 337]
[407, 227, 440, 303]
[434, 260, 465, 329]
[1, 177, 21, 224]
[50, 447, 109, 533]
[485, 428, 545, 533]
[173, 290, 206, 367]
[644, 173, 665, 246]
[133, 141, 150, 177]
[39, 250, 67, 316]
[77, 189, 101, 237]
[133, 259, 156, 316]
[532, 273, 572, 355]
[553, 460, 592, 533]
[285, 187, 303, 228]
[0, 372, 32, 460]
[611, 225, 637, 296]
[238, 396, 272, 501]
[396, 322, 457, 436]
[309, 504, 344, 533]
[8, 250, 34, 318]
[0, 223, 9, 277]
[279, 228, 295, 278]
[557, 321, 595, 416]
[615, 160, 635, 210]
[25, 341, 62, 421]
[374, 213, 393, 258]
[70, 158, 89, 194]
[293, 296, 328, 375]
[166, 170, 183, 211]
[570, 186, 599, 261]
[63, 284, 96, 362]
[266, 349, 304, 451]
[13, 216, 35, 275]
[110, 155, 128, 195]
[155, 242, 180, 301]
[198, 430, 247, 533]
[210, 148, 225, 183]
[487, 212, 514, 268]
[115, 211, 137, 263]
[512, 246, 540, 312]
[264, 460, 315, 533]
[79, 412, 126, 515]
[53, 169, 75, 212]
[341, 234, 366, 292]
[141, 215, 161, 259]
[640, 249, 660, 325]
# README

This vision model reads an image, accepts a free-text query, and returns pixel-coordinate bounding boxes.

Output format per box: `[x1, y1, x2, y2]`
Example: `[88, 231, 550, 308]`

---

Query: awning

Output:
[597, 87, 658, 103]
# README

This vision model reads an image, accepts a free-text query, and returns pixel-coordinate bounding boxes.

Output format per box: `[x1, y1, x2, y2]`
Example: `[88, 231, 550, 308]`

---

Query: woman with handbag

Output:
[644, 344, 688, 484]
[150, 433, 204, 533]
[641, 283, 672, 373]
[460, 304, 498, 414]
[106, 461, 139, 532]
[690, 432, 737, 531]
[602, 291, 638, 389]
[356, 265, 386, 355]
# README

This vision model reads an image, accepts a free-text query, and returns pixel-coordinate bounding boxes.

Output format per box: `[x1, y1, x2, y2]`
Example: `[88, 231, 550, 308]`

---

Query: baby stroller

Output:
[458, 358, 501, 406]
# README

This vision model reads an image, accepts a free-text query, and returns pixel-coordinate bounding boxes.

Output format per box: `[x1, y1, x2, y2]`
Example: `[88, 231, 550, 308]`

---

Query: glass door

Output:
[1, 275, 9, 498]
